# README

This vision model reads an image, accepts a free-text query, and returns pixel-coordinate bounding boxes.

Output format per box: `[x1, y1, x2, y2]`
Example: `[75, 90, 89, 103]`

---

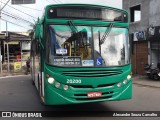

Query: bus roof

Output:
[45, 3, 128, 14]
[37, 4, 128, 24]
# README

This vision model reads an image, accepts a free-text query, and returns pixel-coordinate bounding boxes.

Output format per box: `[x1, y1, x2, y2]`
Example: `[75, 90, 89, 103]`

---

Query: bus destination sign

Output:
[48, 6, 128, 22]
[54, 56, 81, 66]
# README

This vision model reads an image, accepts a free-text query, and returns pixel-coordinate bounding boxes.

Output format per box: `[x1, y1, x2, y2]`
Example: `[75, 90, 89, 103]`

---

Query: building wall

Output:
[123, 0, 160, 75]
[149, 0, 160, 67]
[123, 0, 150, 75]
[149, 0, 160, 26]
[123, 0, 150, 33]
[123, 0, 160, 33]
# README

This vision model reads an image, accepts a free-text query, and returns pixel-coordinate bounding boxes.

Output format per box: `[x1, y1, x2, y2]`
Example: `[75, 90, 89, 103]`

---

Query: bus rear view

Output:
[31, 4, 132, 105]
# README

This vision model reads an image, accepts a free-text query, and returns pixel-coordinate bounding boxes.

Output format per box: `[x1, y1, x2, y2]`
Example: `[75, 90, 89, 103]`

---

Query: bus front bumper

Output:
[44, 81, 132, 105]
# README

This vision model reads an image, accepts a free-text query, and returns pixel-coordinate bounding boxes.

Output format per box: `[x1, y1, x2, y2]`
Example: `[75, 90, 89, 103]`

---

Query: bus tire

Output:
[40, 97, 45, 106]
[38, 74, 44, 104]
[38, 74, 40, 92]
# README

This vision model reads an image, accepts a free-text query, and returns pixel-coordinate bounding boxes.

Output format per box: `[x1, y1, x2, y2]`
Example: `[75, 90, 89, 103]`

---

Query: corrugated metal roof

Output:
[0, 31, 31, 41]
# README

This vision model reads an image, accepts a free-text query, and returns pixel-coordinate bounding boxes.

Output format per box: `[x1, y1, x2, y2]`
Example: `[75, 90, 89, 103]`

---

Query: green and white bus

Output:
[31, 4, 132, 105]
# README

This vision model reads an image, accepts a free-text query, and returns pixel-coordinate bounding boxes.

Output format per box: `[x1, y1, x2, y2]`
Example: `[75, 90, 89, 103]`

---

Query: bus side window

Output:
[35, 41, 41, 70]
[35, 41, 39, 56]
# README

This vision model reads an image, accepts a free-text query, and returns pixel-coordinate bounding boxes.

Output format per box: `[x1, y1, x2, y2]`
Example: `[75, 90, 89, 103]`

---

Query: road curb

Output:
[133, 82, 160, 89]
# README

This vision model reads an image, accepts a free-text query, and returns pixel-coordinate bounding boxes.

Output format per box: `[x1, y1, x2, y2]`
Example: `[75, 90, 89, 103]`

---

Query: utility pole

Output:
[0, 0, 1, 75]
[6, 22, 10, 74]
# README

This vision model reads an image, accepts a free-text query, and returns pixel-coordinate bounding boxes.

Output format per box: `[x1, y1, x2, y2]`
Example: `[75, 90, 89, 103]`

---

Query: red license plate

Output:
[87, 92, 102, 98]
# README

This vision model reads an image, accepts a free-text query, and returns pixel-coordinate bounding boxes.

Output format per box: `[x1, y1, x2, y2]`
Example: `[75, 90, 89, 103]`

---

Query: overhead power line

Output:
[46, 0, 63, 5]
[54, 0, 63, 3]
[52, 0, 58, 3]
[2, 11, 34, 24]
[1, 18, 30, 30]
[1, 12, 33, 26]
[46, 0, 52, 4]
[0, 1, 37, 19]
[0, 0, 10, 11]
[1, 12, 16, 19]
[14, 5, 43, 12]
[46, 0, 63, 4]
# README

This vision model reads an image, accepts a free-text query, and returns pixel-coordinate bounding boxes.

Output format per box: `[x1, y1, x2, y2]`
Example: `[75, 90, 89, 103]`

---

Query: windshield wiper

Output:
[68, 20, 88, 56]
[99, 23, 114, 45]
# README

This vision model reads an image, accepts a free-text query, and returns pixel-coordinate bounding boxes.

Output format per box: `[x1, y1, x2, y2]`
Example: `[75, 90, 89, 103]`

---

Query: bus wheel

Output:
[40, 97, 45, 106]
[38, 74, 40, 92]
[37, 74, 45, 105]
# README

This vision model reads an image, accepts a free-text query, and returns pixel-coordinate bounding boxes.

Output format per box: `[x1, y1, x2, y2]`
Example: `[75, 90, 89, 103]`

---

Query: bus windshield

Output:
[46, 25, 130, 67]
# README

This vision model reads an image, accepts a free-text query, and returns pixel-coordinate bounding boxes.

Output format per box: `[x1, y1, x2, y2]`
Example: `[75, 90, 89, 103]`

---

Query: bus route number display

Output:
[47, 6, 128, 22]
[54, 56, 81, 66]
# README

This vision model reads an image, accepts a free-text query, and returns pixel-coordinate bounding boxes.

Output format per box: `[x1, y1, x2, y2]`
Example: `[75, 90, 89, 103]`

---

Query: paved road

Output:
[0, 75, 160, 119]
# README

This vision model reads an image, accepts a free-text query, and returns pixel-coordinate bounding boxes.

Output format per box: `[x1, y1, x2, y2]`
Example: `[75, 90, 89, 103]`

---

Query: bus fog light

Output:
[117, 83, 122, 87]
[127, 75, 131, 80]
[48, 77, 55, 84]
[46, 74, 50, 78]
[55, 82, 61, 88]
[123, 80, 127, 84]
[64, 85, 68, 90]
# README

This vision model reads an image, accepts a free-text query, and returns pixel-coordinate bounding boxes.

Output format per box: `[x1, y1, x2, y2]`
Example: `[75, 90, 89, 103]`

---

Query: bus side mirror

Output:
[35, 24, 44, 49]
[35, 24, 41, 39]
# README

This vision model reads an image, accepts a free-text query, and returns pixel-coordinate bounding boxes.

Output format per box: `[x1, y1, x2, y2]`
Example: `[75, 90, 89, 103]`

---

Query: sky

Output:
[0, 0, 122, 32]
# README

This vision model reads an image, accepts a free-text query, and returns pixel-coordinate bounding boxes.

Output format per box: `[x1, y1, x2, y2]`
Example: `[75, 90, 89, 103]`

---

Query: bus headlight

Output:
[64, 85, 69, 90]
[127, 75, 132, 80]
[55, 82, 61, 88]
[117, 82, 122, 88]
[123, 80, 128, 84]
[48, 77, 55, 84]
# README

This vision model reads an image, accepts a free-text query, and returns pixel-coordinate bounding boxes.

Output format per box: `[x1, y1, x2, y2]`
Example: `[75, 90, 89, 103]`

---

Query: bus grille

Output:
[62, 70, 123, 77]
[70, 83, 116, 89]
[75, 96, 112, 101]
